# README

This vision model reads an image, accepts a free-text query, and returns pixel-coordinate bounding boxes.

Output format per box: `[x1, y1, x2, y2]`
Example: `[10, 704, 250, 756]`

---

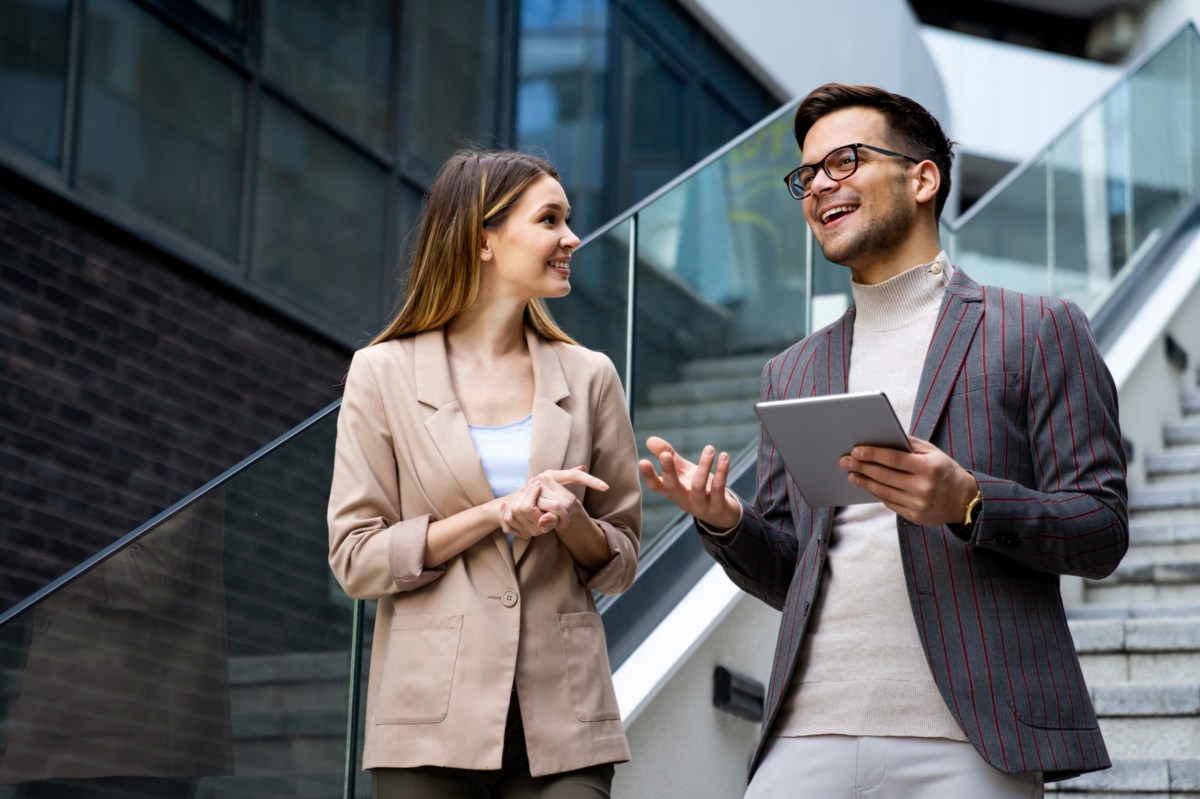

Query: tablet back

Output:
[753, 391, 910, 507]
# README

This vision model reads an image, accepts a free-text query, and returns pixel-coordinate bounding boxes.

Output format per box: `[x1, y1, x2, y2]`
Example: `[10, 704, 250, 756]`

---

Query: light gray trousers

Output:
[745, 736, 1044, 799]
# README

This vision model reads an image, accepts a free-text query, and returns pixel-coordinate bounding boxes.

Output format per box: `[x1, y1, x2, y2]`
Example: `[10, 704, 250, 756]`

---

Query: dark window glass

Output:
[697, 86, 745, 158]
[617, 33, 684, 208]
[192, 0, 235, 24]
[77, 0, 244, 258]
[517, 0, 609, 234]
[401, 0, 502, 172]
[0, 0, 69, 165]
[262, 0, 392, 151]
[252, 95, 386, 337]
[381, 177, 424, 324]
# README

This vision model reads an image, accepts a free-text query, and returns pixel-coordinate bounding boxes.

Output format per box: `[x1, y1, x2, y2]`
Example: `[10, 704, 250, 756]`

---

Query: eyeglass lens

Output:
[793, 146, 858, 198]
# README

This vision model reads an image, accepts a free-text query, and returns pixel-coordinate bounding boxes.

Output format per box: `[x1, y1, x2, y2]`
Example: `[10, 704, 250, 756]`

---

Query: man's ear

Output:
[913, 160, 941, 207]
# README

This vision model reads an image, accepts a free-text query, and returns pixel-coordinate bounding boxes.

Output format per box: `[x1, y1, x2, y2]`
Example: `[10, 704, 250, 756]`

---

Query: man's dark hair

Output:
[793, 83, 956, 220]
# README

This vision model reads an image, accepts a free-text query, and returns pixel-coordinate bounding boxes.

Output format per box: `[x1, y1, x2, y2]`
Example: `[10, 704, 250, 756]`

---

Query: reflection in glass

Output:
[0, 494, 231, 796]
[252, 96, 386, 336]
[192, 0, 235, 24]
[263, 0, 392, 151]
[0, 411, 354, 797]
[616, 34, 684, 209]
[954, 156, 1050, 293]
[401, 0, 501, 171]
[551, 218, 630, 382]
[629, 113, 817, 550]
[77, 0, 244, 258]
[1127, 30, 1192, 260]
[518, 0, 610, 234]
[0, 0, 68, 165]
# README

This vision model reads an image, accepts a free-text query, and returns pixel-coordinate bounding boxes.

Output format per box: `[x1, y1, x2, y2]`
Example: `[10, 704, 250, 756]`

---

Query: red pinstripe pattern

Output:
[697, 270, 1124, 783]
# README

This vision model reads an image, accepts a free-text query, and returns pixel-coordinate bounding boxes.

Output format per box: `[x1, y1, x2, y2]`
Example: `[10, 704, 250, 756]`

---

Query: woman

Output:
[328, 149, 641, 798]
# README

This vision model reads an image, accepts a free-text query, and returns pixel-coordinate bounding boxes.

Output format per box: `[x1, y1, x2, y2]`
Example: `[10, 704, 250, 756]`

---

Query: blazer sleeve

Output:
[576, 356, 642, 595]
[957, 297, 1129, 579]
[327, 349, 445, 599]
[696, 355, 803, 610]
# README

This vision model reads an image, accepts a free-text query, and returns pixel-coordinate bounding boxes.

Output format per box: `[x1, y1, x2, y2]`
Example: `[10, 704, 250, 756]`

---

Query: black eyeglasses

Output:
[783, 143, 920, 200]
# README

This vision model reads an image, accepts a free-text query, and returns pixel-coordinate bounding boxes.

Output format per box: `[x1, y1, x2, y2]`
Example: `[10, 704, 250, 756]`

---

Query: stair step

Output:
[1070, 604, 1200, 620]
[204, 772, 346, 799]
[1070, 617, 1200, 653]
[1092, 683, 1200, 716]
[1183, 392, 1200, 416]
[634, 422, 760, 458]
[1098, 716, 1200, 759]
[1146, 450, 1200, 479]
[1129, 485, 1200, 512]
[1166, 419, 1200, 447]
[1049, 758, 1200, 794]
[1129, 520, 1200, 546]
[647, 374, 760, 405]
[635, 398, 759, 429]
[678, 353, 771, 382]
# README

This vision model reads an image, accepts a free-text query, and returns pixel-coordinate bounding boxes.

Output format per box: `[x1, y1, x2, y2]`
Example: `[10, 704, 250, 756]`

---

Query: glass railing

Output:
[0, 406, 374, 798]
[553, 22, 1200, 552]
[949, 22, 1198, 310]
[4, 21, 1199, 799]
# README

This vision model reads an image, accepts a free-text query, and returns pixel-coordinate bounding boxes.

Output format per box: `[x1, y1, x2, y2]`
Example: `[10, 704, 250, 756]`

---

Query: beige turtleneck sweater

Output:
[773, 252, 967, 742]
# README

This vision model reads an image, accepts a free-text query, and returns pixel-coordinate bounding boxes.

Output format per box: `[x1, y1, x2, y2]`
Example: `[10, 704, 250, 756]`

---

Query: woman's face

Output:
[481, 175, 580, 301]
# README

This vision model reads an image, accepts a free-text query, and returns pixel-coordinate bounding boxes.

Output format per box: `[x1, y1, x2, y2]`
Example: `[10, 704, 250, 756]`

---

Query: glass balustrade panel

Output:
[953, 155, 1051, 294]
[0, 412, 352, 798]
[1126, 29, 1195, 270]
[629, 114, 816, 551]
[552, 218, 632, 389]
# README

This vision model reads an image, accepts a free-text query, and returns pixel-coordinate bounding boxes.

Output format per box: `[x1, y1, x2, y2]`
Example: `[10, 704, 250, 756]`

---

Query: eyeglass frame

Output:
[783, 142, 921, 200]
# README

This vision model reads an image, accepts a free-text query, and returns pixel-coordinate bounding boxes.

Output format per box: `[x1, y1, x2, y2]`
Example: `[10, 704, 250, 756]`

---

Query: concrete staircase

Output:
[1052, 381, 1200, 798]
[633, 353, 769, 536]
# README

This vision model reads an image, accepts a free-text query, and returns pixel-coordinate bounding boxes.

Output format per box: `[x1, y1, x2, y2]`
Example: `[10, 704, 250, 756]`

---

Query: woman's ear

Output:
[480, 229, 494, 263]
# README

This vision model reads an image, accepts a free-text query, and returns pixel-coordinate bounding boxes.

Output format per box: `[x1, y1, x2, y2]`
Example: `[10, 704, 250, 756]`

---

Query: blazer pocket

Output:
[375, 614, 463, 725]
[557, 611, 621, 722]
[951, 371, 1021, 397]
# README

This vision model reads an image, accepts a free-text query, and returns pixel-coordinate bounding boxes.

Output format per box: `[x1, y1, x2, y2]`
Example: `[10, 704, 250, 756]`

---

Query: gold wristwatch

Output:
[962, 489, 983, 527]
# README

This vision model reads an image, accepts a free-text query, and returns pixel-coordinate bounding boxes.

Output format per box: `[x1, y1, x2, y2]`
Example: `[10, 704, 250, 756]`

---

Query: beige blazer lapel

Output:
[513, 328, 572, 564]
[413, 329, 522, 574]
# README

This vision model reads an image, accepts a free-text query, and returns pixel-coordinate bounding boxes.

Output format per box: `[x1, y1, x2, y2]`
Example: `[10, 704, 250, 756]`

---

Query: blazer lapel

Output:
[910, 269, 984, 441]
[810, 310, 854, 532]
[415, 329, 501, 512]
[514, 329, 571, 564]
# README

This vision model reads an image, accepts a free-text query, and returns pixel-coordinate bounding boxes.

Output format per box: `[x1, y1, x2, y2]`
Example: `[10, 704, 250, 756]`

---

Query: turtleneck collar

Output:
[850, 250, 952, 332]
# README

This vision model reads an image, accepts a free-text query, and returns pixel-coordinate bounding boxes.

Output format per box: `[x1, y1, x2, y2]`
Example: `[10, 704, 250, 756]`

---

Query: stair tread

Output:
[1050, 758, 1200, 792]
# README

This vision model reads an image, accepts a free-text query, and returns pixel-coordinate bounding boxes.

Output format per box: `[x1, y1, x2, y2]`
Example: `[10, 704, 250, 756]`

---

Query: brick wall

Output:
[0, 174, 353, 607]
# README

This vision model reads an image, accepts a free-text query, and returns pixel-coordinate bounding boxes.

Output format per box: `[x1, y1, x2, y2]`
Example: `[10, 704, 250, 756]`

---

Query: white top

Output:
[468, 414, 533, 499]
[469, 415, 533, 546]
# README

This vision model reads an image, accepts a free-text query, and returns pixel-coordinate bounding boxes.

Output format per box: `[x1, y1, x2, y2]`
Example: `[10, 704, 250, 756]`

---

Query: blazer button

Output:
[501, 590, 518, 607]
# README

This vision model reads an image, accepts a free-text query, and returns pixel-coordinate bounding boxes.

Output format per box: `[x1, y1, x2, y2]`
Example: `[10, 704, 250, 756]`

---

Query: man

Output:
[639, 84, 1128, 797]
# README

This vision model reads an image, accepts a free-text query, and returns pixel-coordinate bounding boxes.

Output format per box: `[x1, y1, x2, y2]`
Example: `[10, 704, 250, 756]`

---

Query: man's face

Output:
[800, 107, 918, 274]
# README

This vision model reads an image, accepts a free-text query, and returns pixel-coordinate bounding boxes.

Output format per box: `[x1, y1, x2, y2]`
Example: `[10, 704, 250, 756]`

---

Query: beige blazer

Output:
[328, 327, 641, 777]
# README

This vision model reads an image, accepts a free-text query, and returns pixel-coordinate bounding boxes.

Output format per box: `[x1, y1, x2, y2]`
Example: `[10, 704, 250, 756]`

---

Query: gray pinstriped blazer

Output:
[700, 268, 1129, 782]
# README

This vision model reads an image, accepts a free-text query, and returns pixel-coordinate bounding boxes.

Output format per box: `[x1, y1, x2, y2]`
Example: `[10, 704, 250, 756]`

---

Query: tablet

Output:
[754, 391, 911, 507]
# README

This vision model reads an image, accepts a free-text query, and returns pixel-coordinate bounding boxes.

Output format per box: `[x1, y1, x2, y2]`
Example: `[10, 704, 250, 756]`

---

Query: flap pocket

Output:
[558, 612, 621, 722]
[376, 614, 463, 725]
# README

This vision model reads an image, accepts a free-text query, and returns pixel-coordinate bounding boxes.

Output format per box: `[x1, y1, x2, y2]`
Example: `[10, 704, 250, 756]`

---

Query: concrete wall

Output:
[1105, 228, 1200, 488]
[678, 0, 948, 122]
[615, 589, 780, 798]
